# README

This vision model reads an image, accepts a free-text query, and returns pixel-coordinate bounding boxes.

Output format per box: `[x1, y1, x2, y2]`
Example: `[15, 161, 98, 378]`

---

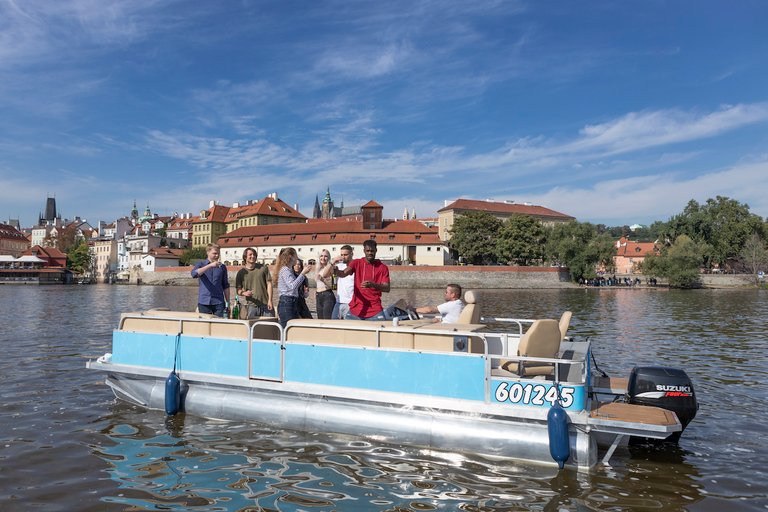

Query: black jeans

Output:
[316, 289, 336, 319]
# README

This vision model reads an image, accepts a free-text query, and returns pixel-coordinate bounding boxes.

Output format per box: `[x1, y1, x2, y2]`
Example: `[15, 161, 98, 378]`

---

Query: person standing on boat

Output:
[333, 240, 390, 321]
[273, 248, 312, 328]
[314, 249, 336, 319]
[235, 247, 274, 318]
[293, 258, 313, 319]
[331, 245, 354, 319]
[407, 284, 465, 324]
[191, 243, 230, 318]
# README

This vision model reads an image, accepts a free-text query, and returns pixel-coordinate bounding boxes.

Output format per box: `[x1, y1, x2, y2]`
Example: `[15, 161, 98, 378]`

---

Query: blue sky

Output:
[2, 1, 768, 229]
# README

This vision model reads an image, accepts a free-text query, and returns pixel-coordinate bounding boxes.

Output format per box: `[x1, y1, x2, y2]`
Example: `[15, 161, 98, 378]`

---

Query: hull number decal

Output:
[494, 382, 576, 408]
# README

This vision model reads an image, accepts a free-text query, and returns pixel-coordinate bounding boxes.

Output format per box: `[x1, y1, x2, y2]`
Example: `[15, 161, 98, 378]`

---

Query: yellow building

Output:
[438, 199, 575, 242]
[223, 193, 306, 234]
[194, 194, 308, 247]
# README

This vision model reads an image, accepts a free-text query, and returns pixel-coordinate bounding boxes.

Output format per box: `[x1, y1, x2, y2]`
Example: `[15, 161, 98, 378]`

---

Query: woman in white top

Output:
[314, 249, 336, 319]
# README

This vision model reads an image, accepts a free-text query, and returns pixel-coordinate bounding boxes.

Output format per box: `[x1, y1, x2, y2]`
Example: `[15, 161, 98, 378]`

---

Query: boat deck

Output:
[590, 402, 678, 427]
[592, 376, 628, 395]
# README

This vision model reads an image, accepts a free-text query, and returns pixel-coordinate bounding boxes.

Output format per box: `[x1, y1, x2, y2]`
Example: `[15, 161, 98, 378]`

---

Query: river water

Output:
[1, 284, 766, 511]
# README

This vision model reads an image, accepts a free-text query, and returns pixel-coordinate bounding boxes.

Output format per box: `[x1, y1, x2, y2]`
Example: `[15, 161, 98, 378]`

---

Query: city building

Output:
[141, 248, 184, 272]
[613, 238, 659, 274]
[0, 223, 30, 257]
[217, 201, 448, 266]
[93, 238, 118, 283]
[438, 198, 575, 242]
[193, 193, 307, 247]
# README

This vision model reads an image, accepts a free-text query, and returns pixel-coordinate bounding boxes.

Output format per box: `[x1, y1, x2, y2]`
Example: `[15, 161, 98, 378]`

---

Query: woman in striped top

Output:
[272, 247, 312, 328]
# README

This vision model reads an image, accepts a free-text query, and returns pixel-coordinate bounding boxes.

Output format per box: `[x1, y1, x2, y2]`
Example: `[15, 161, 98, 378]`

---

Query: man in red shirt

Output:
[333, 240, 390, 320]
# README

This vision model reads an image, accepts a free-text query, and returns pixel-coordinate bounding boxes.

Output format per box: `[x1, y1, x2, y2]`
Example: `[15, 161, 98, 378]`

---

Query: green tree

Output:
[180, 245, 208, 266]
[660, 196, 765, 266]
[737, 232, 768, 284]
[66, 239, 92, 274]
[639, 235, 709, 287]
[495, 213, 544, 266]
[448, 210, 502, 265]
[544, 221, 616, 282]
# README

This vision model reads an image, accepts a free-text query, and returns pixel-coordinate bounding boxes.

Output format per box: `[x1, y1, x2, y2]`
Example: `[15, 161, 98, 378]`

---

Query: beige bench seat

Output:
[285, 319, 487, 352]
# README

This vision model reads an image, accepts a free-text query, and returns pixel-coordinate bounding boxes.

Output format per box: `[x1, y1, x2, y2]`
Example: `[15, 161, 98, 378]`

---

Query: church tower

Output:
[312, 194, 322, 219]
[130, 200, 139, 225]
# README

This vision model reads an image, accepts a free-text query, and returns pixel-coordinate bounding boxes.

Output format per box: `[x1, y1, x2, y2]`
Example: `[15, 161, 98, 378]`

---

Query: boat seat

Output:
[559, 311, 572, 341]
[285, 319, 487, 352]
[456, 290, 480, 324]
[501, 319, 561, 376]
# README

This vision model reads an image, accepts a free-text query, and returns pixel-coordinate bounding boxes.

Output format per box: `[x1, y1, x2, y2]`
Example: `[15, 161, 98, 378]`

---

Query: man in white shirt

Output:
[408, 284, 465, 324]
[331, 245, 355, 319]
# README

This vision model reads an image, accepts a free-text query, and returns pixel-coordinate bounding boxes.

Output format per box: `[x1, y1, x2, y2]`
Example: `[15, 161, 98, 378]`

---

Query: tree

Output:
[544, 221, 616, 282]
[180, 245, 208, 266]
[660, 196, 765, 266]
[737, 232, 768, 284]
[639, 235, 709, 287]
[66, 239, 92, 275]
[448, 211, 502, 265]
[495, 213, 544, 266]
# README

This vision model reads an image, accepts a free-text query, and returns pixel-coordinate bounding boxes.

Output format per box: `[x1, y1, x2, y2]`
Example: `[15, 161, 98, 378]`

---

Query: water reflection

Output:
[3, 285, 768, 511]
[91, 401, 716, 512]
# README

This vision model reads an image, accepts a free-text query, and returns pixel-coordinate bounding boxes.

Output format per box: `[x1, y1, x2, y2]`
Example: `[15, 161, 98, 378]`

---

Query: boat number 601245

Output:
[494, 382, 575, 408]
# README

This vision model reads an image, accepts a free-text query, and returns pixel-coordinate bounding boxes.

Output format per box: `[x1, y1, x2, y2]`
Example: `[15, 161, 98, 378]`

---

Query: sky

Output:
[2, 0, 768, 229]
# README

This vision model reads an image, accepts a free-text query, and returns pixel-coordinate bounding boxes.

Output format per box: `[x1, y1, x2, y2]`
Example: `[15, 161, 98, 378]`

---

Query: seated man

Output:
[408, 284, 465, 323]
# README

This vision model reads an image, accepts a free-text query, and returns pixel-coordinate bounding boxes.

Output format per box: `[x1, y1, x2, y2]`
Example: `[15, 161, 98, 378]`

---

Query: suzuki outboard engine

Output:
[626, 366, 698, 443]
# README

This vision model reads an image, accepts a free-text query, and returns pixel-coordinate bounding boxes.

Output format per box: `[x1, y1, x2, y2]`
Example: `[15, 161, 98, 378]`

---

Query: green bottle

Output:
[232, 295, 240, 320]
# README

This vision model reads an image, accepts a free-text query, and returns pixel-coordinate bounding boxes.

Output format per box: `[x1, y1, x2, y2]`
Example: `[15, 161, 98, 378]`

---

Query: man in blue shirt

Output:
[191, 243, 230, 317]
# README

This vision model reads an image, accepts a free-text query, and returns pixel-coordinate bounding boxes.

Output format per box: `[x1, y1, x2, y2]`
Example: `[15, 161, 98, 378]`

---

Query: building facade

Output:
[0, 223, 30, 257]
[438, 199, 575, 242]
[217, 201, 448, 266]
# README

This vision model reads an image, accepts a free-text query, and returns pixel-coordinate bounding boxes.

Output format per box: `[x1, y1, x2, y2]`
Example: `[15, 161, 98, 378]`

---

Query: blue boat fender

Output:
[165, 371, 181, 416]
[548, 398, 570, 469]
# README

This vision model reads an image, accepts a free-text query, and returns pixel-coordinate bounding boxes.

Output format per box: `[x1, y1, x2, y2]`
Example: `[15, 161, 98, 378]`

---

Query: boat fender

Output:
[165, 370, 181, 416]
[548, 397, 570, 469]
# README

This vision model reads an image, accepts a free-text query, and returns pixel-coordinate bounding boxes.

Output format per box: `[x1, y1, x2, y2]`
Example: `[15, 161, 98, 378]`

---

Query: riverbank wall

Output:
[134, 265, 575, 289]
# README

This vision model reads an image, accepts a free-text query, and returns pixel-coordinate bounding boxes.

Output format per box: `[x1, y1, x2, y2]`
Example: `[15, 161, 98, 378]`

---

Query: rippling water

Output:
[1, 284, 766, 511]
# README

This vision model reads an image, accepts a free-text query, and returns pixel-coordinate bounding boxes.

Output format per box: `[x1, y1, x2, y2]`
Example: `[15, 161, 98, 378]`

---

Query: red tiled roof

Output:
[21, 245, 67, 259]
[194, 204, 231, 224]
[225, 197, 308, 221]
[439, 199, 573, 219]
[217, 219, 442, 248]
[146, 248, 184, 259]
[362, 200, 383, 208]
[617, 241, 658, 257]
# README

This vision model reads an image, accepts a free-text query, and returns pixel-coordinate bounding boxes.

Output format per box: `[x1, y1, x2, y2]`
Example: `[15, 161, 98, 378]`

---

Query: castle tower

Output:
[403, 206, 409, 220]
[312, 195, 321, 219]
[321, 186, 334, 219]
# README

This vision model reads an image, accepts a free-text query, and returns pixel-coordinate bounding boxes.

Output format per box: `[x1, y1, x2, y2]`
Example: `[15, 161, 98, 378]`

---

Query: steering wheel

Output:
[407, 309, 420, 321]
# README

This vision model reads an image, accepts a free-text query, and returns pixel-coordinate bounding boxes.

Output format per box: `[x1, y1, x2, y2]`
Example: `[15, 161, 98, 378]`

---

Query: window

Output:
[370, 212, 374, 218]
[427, 247, 432, 251]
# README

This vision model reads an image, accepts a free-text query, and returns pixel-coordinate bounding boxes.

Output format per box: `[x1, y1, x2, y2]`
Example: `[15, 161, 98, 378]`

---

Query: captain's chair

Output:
[456, 290, 481, 324]
[502, 318, 561, 376]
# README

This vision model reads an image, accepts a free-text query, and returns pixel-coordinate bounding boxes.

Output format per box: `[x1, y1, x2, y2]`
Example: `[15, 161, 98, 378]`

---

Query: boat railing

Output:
[481, 316, 537, 336]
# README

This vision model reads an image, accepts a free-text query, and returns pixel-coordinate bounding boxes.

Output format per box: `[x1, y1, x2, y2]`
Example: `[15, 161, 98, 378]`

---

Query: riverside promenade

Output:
[138, 265, 575, 289]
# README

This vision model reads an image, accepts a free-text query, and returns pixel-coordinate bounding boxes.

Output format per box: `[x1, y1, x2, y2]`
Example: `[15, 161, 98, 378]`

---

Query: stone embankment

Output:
[135, 265, 575, 289]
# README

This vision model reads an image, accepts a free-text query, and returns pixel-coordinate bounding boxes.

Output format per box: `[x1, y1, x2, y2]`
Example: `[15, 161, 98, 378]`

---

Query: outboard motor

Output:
[626, 366, 697, 443]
